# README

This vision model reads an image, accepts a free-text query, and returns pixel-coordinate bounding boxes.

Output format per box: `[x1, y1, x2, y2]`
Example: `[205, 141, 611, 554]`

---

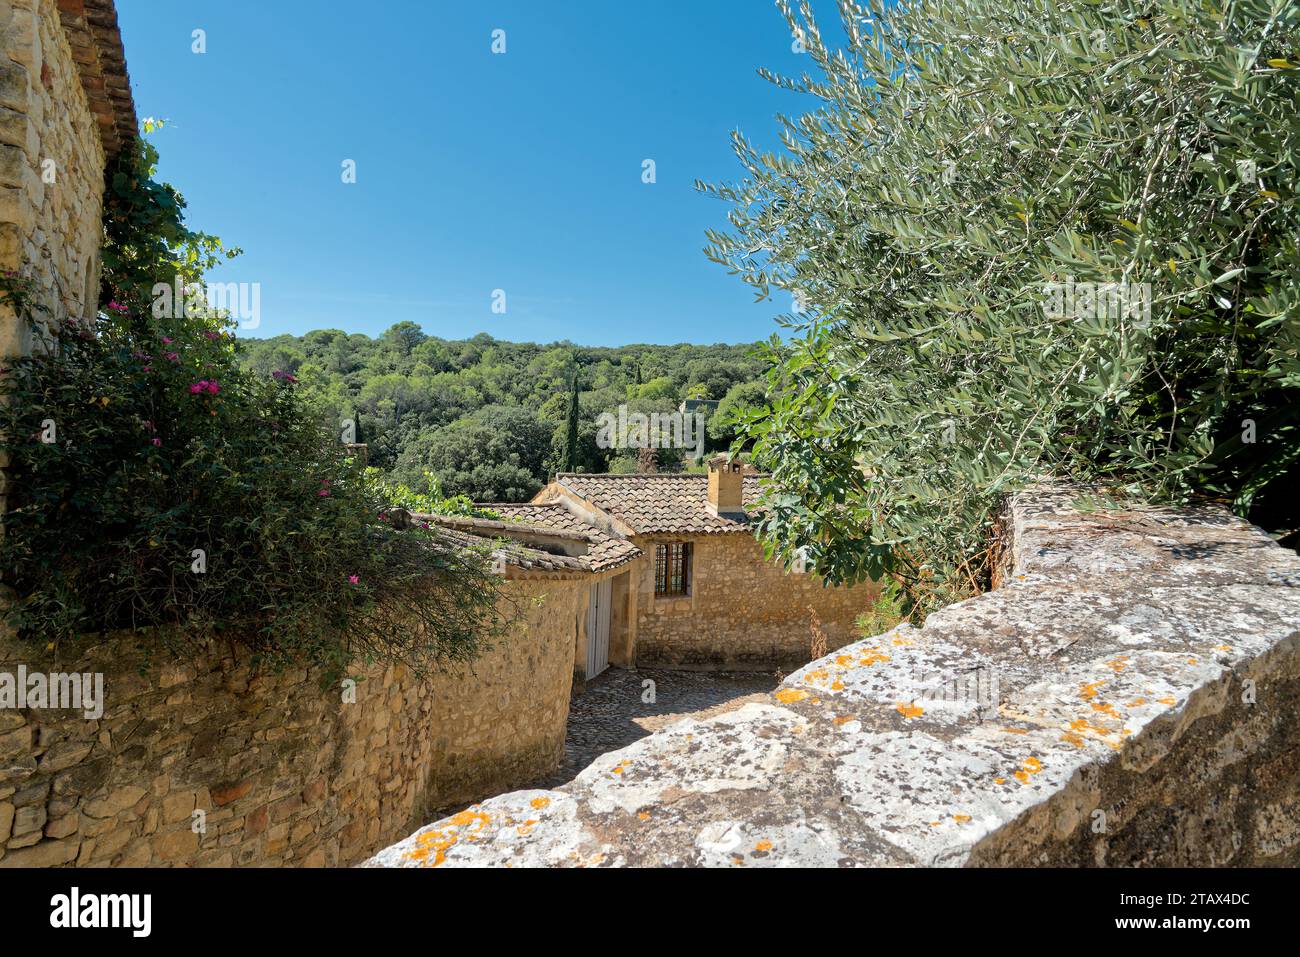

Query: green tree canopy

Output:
[702, 0, 1300, 610]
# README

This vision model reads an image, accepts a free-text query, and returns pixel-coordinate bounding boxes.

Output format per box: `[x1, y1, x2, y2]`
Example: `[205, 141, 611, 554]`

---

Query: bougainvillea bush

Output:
[0, 133, 502, 678]
[703, 0, 1299, 612]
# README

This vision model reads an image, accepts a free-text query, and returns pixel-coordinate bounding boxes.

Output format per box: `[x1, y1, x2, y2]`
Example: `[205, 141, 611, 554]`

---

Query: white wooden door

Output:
[586, 579, 611, 678]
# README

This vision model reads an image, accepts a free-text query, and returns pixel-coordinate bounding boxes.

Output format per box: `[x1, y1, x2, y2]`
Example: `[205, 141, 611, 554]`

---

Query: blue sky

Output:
[115, 0, 842, 346]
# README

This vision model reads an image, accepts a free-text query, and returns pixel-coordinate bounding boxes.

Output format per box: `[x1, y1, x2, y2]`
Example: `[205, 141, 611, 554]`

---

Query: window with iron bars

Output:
[654, 542, 692, 597]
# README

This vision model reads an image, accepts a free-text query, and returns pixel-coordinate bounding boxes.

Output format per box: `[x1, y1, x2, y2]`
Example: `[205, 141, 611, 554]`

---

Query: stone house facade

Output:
[486, 457, 881, 680]
[0, 0, 134, 353]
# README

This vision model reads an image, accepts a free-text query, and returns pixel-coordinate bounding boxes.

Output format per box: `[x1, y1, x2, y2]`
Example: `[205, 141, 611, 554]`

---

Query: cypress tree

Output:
[563, 370, 581, 473]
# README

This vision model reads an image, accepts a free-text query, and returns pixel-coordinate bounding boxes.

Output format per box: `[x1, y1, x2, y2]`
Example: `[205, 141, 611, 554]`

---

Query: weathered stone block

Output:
[0, 835, 79, 867]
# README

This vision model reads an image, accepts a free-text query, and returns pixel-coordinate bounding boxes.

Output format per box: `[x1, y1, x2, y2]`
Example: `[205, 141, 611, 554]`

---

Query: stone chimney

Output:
[706, 454, 745, 518]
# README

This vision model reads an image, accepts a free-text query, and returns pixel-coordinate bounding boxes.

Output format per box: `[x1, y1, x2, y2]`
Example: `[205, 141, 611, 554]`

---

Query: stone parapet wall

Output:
[0, 577, 582, 867]
[632, 533, 879, 670]
[366, 483, 1300, 867]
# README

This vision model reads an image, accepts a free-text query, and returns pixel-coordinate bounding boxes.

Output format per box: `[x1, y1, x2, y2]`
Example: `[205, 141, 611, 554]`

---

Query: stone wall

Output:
[631, 532, 879, 670]
[0, 576, 584, 867]
[0, 0, 109, 356]
[366, 483, 1300, 867]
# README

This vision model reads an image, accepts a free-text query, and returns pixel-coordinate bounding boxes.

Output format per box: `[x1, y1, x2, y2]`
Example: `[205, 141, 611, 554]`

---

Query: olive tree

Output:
[702, 0, 1299, 611]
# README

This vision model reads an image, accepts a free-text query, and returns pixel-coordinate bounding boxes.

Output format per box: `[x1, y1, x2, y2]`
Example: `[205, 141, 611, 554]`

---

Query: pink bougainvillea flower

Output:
[189, 381, 205, 394]
[161, 336, 173, 345]
[203, 331, 220, 341]
[348, 575, 360, 585]
[151, 437, 162, 447]
[318, 488, 330, 497]
[205, 381, 220, 394]
[164, 351, 180, 363]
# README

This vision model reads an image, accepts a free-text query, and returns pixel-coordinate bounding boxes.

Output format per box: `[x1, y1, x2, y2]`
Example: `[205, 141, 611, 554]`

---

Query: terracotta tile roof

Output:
[434, 526, 589, 576]
[552, 473, 764, 535]
[487, 503, 642, 572]
[58, 0, 137, 161]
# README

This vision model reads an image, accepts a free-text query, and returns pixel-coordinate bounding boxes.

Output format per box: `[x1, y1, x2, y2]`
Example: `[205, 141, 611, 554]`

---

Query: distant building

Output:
[472, 455, 879, 682]
[678, 398, 720, 416]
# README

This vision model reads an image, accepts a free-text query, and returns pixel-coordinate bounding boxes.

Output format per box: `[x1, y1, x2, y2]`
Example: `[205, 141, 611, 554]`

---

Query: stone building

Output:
[1, 0, 134, 522]
[0, 0, 135, 352]
[486, 456, 881, 681]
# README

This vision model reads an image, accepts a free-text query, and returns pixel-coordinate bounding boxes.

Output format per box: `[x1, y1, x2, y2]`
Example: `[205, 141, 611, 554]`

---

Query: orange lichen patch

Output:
[833, 715, 855, 726]
[1060, 731, 1086, 747]
[891, 636, 915, 647]
[1091, 700, 1121, 719]
[516, 819, 539, 836]
[1104, 657, 1129, 673]
[775, 688, 810, 704]
[404, 828, 458, 867]
[610, 759, 632, 775]
[754, 840, 774, 852]
[1216, 645, 1231, 652]
[929, 821, 942, 827]
[994, 777, 1007, 785]
[530, 796, 551, 810]
[1126, 698, 1147, 707]
[448, 809, 490, 829]
[836, 655, 854, 666]
[1014, 756, 1044, 783]
[831, 680, 845, 691]
[807, 669, 830, 682]
[1079, 680, 1105, 700]
[1187, 657, 1198, 664]
[637, 811, 651, 822]
[402, 809, 492, 867]
[1069, 717, 1114, 737]
[896, 701, 924, 719]
[953, 814, 972, 824]
[1157, 696, 1177, 706]
[859, 648, 892, 666]
[999, 727, 1028, 735]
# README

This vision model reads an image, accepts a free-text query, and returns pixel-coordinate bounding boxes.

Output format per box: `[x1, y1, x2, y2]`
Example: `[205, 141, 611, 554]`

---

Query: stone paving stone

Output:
[531, 668, 779, 789]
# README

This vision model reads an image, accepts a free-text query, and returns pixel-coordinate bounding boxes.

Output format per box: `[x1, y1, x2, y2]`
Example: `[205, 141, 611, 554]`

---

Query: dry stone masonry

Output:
[0, 0, 132, 350]
[366, 483, 1300, 867]
[632, 531, 875, 670]
[0, 577, 585, 868]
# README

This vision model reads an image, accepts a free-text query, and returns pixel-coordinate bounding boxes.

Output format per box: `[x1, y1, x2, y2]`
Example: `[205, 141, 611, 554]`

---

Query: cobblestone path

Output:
[532, 667, 780, 790]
